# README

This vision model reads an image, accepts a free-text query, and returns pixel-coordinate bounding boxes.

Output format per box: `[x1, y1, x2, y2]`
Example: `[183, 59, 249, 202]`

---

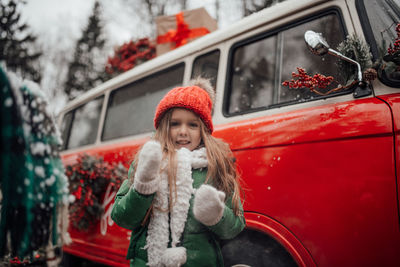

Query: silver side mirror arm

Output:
[304, 30, 363, 82]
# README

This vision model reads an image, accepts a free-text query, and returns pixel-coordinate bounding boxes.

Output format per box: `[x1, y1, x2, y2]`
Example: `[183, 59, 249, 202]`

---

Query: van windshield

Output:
[360, 0, 400, 83]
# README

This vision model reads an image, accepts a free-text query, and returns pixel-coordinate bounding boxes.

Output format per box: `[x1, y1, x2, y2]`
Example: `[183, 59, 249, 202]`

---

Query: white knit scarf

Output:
[145, 147, 208, 267]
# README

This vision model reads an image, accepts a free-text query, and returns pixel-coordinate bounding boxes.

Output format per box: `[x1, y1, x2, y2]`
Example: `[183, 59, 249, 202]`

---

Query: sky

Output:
[20, 0, 242, 46]
[21, 0, 143, 45]
[22, 0, 94, 28]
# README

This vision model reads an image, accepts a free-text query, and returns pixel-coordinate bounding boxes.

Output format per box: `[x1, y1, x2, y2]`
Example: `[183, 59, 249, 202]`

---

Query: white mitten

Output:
[133, 140, 162, 194]
[193, 184, 226, 226]
[161, 247, 187, 267]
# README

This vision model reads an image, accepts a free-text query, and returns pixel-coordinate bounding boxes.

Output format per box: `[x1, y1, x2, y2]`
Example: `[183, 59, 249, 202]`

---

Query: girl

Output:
[111, 77, 245, 267]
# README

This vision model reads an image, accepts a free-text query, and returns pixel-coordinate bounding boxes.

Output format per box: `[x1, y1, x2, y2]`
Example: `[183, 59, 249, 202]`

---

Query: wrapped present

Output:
[156, 7, 218, 56]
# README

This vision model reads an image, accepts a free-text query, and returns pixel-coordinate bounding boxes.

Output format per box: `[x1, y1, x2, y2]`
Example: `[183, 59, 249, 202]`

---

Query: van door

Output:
[377, 93, 400, 211]
[215, 5, 400, 267]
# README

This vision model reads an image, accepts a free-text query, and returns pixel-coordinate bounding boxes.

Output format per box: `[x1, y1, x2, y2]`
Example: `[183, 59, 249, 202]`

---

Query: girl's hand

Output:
[193, 184, 225, 226]
[133, 140, 162, 194]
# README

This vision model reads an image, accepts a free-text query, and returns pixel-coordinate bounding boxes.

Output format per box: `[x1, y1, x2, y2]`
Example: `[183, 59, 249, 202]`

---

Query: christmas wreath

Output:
[65, 154, 126, 231]
[106, 37, 156, 75]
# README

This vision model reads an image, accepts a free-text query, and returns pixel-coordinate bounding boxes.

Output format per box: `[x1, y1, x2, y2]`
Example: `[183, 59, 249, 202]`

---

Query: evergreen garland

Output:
[336, 33, 372, 82]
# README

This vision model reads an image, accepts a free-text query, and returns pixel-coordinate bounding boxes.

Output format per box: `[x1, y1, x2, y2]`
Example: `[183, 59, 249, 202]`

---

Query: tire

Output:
[221, 229, 298, 267]
[61, 252, 82, 267]
[61, 252, 110, 267]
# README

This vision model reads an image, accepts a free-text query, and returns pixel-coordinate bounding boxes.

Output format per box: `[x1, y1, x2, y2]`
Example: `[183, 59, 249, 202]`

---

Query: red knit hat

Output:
[154, 78, 215, 133]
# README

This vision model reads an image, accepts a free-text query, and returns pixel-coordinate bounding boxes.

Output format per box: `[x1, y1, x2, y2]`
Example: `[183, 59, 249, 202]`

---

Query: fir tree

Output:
[64, 1, 108, 99]
[0, 0, 42, 83]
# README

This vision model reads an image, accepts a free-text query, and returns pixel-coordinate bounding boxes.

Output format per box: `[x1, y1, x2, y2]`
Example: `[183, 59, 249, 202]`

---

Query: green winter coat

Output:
[111, 163, 245, 267]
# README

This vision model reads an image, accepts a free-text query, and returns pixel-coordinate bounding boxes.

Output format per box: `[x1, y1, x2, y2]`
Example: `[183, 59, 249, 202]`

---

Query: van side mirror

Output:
[304, 30, 330, 56]
[304, 30, 371, 98]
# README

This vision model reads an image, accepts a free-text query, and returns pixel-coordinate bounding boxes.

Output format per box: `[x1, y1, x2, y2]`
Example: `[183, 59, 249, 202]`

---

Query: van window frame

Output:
[222, 7, 348, 117]
[60, 110, 74, 150]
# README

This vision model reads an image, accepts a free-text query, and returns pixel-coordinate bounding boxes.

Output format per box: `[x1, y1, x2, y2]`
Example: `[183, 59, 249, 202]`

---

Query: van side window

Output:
[228, 36, 277, 113]
[102, 63, 184, 140]
[62, 96, 104, 149]
[226, 12, 345, 115]
[191, 50, 220, 89]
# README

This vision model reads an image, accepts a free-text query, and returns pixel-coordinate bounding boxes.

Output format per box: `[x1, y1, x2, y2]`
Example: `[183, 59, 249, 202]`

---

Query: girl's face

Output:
[169, 108, 202, 151]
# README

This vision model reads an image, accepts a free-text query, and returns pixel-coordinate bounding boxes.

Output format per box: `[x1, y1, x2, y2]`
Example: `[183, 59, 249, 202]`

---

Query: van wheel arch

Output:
[225, 212, 316, 267]
[221, 228, 298, 267]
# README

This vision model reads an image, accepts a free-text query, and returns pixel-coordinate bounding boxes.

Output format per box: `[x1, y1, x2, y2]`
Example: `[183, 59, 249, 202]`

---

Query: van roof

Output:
[60, 0, 327, 113]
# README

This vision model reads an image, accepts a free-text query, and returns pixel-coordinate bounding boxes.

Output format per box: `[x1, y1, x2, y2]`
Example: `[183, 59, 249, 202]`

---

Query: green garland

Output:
[336, 33, 373, 82]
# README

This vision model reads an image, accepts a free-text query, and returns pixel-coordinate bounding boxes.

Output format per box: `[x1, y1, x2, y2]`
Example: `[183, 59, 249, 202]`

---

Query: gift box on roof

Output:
[156, 7, 218, 56]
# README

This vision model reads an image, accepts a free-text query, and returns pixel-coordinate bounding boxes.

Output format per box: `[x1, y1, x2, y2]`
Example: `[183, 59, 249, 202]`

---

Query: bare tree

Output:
[178, 0, 187, 10]
[123, 0, 188, 37]
[215, 0, 220, 22]
[37, 22, 74, 113]
[241, 0, 286, 16]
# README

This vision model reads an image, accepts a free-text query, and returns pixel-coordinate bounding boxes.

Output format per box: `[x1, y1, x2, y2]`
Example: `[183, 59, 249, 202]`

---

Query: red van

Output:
[58, 0, 400, 266]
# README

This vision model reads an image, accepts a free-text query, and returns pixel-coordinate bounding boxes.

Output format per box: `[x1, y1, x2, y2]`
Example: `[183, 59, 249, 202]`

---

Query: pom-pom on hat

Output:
[154, 77, 215, 133]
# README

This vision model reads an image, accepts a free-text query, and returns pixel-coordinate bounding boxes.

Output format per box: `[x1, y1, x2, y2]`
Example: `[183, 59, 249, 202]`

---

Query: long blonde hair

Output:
[132, 108, 243, 216]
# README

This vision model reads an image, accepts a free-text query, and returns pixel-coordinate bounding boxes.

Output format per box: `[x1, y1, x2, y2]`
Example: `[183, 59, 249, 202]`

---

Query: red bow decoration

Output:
[157, 12, 210, 49]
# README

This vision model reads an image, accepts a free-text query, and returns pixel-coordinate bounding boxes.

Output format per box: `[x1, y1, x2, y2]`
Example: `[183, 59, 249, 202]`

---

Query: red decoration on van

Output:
[66, 154, 126, 231]
[157, 12, 210, 49]
[106, 38, 156, 74]
[282, 67, 334, 90]
[155, 8, 218, 55]
[387, 23, 400, 55]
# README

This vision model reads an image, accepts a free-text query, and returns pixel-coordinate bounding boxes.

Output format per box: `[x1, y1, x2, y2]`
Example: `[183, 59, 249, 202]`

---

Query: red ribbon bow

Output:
[157, 12, 210, 49]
